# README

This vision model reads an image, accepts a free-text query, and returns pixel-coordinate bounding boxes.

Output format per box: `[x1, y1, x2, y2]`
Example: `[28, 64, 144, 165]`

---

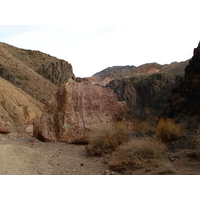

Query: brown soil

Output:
[0, 136, 109, 175]
[1, 134, 200, 175]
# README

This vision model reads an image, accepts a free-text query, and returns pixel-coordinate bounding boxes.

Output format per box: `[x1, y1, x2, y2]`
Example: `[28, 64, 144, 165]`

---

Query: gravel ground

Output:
[0, 137, 109, 175]
[1, 135, 200, 175]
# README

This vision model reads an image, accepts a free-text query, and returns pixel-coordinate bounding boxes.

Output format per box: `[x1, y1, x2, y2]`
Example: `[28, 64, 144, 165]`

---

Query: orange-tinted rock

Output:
[33, 79, 126, 143]
[0, 121, 10, 134]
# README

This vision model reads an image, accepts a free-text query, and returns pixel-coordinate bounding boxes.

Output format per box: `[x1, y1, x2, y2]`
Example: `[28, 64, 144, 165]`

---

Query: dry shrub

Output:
[86, 122, 130, 156]
[108, 138, 166, 172]
[156, 159, 176, 175]
[155, 118, 183, 143]
[131, 110, 158, 136]
[131, 118, 156, 135]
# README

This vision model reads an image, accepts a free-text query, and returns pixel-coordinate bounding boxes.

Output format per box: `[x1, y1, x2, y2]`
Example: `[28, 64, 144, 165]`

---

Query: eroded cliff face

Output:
[164, 42, 200, 121]
[33, 79, 126, 143]
[107, 73, 180, 119]
[0, 42, 74, 103]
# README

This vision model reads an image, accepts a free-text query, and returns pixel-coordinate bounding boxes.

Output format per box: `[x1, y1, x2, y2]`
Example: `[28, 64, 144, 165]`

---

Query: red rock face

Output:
[33, 79, 126, 143]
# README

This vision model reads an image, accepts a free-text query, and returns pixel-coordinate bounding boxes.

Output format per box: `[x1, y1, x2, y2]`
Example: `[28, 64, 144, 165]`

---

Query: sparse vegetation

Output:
[156, 159, 176, 175]
[108, 138, 166, 172]
[131, 117, 157, 136]
[86, 122, 130, 156]
[155, 118, 183, 143]
[17, 75, 29, 81]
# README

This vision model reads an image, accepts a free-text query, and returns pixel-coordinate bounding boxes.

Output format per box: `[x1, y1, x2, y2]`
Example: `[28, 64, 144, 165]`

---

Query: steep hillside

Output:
[161, 60, 190, 75]
[0, 42, 74, 103]
[0, 77, 43, 137]
[90, 61, 188, 86]
[0, 42, 75, 137]
[164, 42, 200, 123]
[107, 73, 180, 119]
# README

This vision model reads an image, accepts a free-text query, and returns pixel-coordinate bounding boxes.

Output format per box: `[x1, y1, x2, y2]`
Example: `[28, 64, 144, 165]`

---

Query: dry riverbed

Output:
[0, 136, 109, 175]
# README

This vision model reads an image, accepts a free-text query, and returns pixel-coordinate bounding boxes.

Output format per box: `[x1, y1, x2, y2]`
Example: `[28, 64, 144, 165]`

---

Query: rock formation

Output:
[0, 42, 75, 137]
[0, 42, 74, 103]
[0, 120, 10, 134]
[89, 62, 188, 86]
[164, 42, 200, 121]
[34, 79, 126, 143]
[107, 73, 180, 119]
[0, 77, 43, 136]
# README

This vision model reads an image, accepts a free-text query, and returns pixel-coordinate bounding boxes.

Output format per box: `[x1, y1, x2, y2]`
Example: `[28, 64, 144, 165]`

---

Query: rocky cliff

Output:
[0, 42, 75, 137]
[107, 73, 180, 119]
[34, 79, 126, 143]
[0, 42, 74, 103]
[7, 47, 75, 87]
[164, 42, 200, 121]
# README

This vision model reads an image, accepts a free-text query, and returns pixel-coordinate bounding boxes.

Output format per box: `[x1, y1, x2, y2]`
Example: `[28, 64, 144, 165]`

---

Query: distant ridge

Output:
[89, 61, 189, 86]
[93, 65, 136, 77]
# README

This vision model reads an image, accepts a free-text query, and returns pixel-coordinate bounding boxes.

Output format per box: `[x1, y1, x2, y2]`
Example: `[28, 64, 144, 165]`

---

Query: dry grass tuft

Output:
[131, 110, 158, 136]
[86, 122, 130, 156]
[155, 118, 183, 143]
[108, 138, 166, 172]
[156, 159, 176, 175]
[131, 118, 156, 136]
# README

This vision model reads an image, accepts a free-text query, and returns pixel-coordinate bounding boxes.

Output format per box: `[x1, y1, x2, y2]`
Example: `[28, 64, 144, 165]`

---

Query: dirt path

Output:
[1, 135, 200, 175]
[0, 137, 109, 175]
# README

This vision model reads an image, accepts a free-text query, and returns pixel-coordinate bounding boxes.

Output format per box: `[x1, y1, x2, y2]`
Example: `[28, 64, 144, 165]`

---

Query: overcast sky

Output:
[0, 0, 199, 77]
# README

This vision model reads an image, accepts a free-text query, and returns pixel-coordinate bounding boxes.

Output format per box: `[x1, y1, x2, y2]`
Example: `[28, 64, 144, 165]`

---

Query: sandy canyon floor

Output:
[0, 134, 200, 175]
[0, 136, 110, 175]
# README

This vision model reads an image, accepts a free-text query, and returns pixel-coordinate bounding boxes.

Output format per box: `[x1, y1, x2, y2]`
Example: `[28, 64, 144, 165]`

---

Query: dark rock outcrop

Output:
[107, 73, 180, 119]
[19, 50, 75, 87]
[1, 44, 75, 87]
[164, 42, 200, 121]
[0, 63, 16, 85]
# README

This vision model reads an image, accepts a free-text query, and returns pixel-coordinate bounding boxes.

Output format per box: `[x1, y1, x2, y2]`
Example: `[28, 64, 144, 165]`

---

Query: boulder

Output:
[33, 79, 126, 143]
